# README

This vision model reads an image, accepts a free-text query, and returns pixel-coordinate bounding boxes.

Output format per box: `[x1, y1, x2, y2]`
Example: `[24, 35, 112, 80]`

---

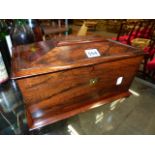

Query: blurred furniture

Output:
[85, 21, 97, 31]
[106, 20, 124, 33]
[73, 20, 98, 31]
[142, 39, 155, 77]
[77, 22, 88, 36]
[145, 39, 155, 79]
[146, 58, 155, 79]
[131, 38, 151, 49]
[40, 20, 69, 40]
[112, 20, 155, 78]
[113, 20, 155, 45]
[73, 19, 85, 26]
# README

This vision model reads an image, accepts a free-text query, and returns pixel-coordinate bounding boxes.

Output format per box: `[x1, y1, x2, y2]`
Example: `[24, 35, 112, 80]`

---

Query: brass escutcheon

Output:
[30, 45, 39, 53]
[30, 47, 37, 52]
[89, 78, 98, 86]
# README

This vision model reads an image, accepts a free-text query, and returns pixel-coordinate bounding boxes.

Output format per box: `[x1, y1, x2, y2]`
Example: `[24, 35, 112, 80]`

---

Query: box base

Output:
[28, 91, 131, 131]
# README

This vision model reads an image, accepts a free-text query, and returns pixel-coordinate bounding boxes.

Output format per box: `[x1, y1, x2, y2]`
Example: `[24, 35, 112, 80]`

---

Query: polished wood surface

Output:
[11, 36, 144, 130]
[11, 36, 143, 79]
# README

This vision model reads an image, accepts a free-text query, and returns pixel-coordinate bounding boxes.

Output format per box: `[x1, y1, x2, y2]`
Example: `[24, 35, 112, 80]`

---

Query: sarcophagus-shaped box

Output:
[11, 36, 144, 131]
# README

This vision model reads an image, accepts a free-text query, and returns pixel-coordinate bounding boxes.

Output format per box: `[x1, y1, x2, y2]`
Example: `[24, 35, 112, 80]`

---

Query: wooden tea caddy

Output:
[11, 36, 144, 131]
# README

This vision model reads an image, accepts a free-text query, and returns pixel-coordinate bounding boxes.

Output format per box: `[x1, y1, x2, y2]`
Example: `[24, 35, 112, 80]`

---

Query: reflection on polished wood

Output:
[11, 36, 144, 130]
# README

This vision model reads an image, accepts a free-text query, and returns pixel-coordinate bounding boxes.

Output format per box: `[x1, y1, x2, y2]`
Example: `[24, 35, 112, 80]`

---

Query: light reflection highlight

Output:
[110, 99, 121, 111]
[95, 112, 104, 124]
[129, 89, 140, 96]
[67, 124, 79, 135]
[90, 102, 103, 109]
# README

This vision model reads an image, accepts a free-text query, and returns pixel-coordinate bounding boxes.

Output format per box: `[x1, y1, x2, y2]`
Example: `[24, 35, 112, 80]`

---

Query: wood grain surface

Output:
[11, 36, 144, 130]
[11, 36, 143, 79]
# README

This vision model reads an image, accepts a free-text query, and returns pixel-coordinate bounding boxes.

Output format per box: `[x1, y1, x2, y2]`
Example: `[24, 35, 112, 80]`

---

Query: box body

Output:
[11, 36, 144, 130]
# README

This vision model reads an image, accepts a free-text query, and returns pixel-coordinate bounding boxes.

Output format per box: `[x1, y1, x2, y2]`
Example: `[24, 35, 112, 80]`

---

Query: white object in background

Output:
[58, 19, 61, 28]
[65, 19, 68, 36]
[85, 49, 101, 58]
[116, 77, 123, 85]
[5, 35, 13, 57]
[28, 19, 33, 28]
[0, 51, 8, 84]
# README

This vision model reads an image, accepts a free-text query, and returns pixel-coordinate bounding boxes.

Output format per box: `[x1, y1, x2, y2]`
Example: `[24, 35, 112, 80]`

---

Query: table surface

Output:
[1, 77, 155, 135]
[0, 80, 27, 134]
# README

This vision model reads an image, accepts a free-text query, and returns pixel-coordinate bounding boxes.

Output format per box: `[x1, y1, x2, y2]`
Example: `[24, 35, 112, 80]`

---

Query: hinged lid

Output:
[11, 35, 144, 79]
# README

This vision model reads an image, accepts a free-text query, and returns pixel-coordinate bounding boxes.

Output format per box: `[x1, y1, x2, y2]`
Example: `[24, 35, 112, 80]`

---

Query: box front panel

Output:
[17, 56, 143, 129]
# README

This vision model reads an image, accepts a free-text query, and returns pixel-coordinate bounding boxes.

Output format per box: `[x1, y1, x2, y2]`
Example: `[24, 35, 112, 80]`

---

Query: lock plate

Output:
[89, 78, 98, 86]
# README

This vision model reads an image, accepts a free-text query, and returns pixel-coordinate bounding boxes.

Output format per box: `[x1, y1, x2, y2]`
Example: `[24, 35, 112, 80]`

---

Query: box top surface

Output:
[11, 35, 144, 79]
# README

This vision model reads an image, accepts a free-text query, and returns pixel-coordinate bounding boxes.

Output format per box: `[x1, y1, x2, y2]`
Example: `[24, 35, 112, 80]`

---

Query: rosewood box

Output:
[11, 36, 144, 131]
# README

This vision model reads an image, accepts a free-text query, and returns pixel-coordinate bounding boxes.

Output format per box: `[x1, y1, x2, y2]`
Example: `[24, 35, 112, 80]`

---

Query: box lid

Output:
[11, 35, 144, 79]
